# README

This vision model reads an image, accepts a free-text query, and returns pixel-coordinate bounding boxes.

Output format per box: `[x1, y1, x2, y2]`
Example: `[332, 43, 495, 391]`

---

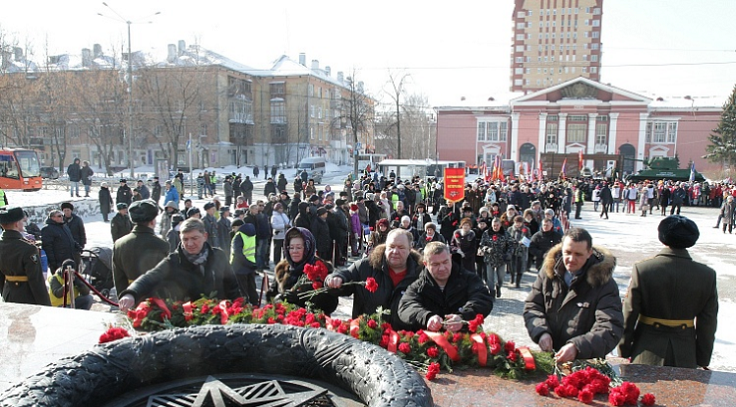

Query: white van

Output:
[296, 156, 327, 183]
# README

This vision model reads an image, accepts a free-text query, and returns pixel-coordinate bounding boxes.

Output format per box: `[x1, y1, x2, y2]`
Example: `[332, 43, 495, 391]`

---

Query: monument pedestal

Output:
[427, 365, 736, 406]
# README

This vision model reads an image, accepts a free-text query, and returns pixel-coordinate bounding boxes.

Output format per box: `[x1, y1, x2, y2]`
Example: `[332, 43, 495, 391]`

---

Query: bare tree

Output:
[385, 71, 410, 159]
[136, 64, 213, 170]
[334, 70, 374, 176]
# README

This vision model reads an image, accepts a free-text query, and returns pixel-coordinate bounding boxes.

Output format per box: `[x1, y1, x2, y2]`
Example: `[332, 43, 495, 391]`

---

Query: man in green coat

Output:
[0, 207, 51, 305]
[110, 203, 133, 243]
[619, 215, 718, 368]
[112, 200, 169, 294]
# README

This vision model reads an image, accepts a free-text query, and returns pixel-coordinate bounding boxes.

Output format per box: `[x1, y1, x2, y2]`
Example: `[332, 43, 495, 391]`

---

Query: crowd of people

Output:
[0, 166, 725, 370]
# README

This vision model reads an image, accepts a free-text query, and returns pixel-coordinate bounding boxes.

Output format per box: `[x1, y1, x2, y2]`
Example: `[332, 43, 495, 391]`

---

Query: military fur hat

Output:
[658, 215, 699, 249]
[0, 206, 24, 224]
[128, 199, 159, 223]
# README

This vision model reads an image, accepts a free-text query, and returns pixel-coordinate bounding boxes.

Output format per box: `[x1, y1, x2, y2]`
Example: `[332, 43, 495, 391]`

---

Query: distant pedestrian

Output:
[67, 158, 81, 197]
[80, 160, 94, 197]
[98, 182, 114, 222]
[110, 203, 133, 243]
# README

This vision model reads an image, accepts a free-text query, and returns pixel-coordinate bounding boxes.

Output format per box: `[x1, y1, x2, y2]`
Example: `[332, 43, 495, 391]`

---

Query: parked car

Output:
[40, 166, 60, 179]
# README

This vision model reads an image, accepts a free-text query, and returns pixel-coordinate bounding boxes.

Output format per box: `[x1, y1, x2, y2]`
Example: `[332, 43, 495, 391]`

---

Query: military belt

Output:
[4, 275, 29, 282]
[639, 314, 694, 328]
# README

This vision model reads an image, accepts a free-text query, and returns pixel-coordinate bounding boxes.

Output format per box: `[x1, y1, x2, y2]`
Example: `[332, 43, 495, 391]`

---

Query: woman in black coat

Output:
[274, 227, 338, 314]
[310, 208, 332, 261]
[98, 182, 114, 222]
[294, 201, 311, 229]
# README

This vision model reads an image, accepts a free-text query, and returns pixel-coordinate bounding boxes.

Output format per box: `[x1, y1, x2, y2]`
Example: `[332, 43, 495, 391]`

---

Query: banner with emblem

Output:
[443, 168, 465, 203]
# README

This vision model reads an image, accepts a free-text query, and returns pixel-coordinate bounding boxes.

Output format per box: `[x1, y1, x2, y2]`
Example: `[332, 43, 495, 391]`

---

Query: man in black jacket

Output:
[240, 176, 254, 205]
[151, 176, 162, 204]
[326, 229, 423, 330]
[110, 203, 133, 243]
[398, 242, 493, 332]
[117, 218, 240, 311]
[61, 202, 86, 265]
[117, 179, 133, 206]
[67, 158, 81, 197]
[42, 210, 80, 273]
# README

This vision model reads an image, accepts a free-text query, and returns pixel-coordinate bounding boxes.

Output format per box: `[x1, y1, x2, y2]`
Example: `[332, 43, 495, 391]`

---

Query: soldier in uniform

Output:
[0, 206, 51, 305]
[619, 215, 718, 368]
[112, 199, 170, 294]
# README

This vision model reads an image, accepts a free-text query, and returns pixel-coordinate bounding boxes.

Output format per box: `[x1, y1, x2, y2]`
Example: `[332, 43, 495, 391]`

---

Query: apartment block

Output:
[510, 0, 603, 92]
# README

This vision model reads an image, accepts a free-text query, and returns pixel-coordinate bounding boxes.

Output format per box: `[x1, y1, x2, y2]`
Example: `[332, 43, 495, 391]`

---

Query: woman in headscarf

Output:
[274, 227, 338, 314]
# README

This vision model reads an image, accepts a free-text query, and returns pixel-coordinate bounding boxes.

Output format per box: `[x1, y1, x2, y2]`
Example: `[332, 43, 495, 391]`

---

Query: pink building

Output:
[436, 77, 723, 176]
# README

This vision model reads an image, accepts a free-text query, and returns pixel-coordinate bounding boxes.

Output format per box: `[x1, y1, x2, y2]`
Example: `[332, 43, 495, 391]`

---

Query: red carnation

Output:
[608, 390, 626, 406]
[489, 343, 501, 355]
[425, 362, 440, 381]
[522, 228, 528, 233]
[641, 393, 656, 406]
[398, 343, 411, 353]
[365, 277, 379, 293]
[379, 335, 389, 348]
[367, 319, 378, 329]
[577, 389, 594, 404]
[507, 351, 517, 362]
[427, 346, 440, 358]
[267, 317, 276, 324]
[620, 382, 641, 405]
[504, 340, 516, 354]
[535, 383, 550, 396]
[99, 327, 130, 344]
[312, 281, 323, 289]
[492, 235, 498, 241]
[556, 384, 579, 398]
[544, 375, 560, 390]
[418, 332, 430, 344]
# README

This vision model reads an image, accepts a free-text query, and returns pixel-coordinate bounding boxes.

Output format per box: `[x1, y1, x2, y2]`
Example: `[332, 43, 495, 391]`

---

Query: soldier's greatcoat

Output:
[618, 247, 718, 368]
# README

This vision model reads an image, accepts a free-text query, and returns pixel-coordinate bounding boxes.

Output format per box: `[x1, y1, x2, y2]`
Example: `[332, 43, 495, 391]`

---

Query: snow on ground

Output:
[6, 167, 736, 370]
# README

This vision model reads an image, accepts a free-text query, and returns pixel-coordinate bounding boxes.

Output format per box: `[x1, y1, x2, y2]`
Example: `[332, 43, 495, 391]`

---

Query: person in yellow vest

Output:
[230, 218, 258, 305]
[48, 259, 93, 309]
[0, 206, 50, 305]
[0, 186, 7, 207]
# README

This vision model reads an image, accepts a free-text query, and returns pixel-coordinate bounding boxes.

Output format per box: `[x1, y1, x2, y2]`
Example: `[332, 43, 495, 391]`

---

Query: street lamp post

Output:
[98, 3, 160, 179]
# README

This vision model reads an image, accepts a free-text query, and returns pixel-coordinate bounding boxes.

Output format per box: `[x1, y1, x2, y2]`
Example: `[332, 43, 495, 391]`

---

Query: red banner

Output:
[443, 168, 465, 203]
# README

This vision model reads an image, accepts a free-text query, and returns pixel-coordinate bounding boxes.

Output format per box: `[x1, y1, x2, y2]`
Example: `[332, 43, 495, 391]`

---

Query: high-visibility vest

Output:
[0, 188, 6, 207]
[48, 273, 81, 307]
[230, 231, 256, 264]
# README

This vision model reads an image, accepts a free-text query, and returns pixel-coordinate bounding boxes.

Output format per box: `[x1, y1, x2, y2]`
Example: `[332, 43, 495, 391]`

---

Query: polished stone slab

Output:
[427, 365, 736, 406]
[0, 302, 124, 392]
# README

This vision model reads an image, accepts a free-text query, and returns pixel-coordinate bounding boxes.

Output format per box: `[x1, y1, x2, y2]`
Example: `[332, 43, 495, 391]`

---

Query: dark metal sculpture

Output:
[0, 324, 434, 407]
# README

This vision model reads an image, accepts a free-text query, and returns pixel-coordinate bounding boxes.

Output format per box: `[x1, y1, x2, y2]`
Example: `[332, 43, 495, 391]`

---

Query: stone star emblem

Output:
[147, 376, 328, 407]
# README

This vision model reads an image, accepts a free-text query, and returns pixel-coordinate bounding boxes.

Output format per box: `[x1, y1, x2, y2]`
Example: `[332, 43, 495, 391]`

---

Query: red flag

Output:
[560, 158, 568, 179]
[578, 150, 584, 171]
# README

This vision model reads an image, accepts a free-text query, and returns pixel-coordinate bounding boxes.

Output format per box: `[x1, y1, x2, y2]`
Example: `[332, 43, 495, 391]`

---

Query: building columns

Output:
[608, 112, 619, 155]
[637, 112, 649, 172]
[586, 113, 598, 168]
[538, 112, 547, 156]
[557, 113, 567, 154]
[510, 113, 520, 161]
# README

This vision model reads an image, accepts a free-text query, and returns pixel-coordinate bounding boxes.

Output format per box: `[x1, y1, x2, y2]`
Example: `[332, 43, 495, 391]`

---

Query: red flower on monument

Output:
[365, 277, 379, 293]
[99, 327, 130, 344]
[425, 362, 441, 380]
[641, 393, 656, 406]
[427, 346, 440, 358]
[398, 343, 411, 353]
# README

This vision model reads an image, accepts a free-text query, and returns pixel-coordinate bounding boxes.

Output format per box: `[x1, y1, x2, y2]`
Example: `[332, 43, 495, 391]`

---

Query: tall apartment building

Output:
[510, 0, 603, 93]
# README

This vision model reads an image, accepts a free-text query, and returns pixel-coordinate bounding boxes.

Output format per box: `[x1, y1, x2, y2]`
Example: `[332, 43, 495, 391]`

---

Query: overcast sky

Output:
[3, 0, 735, 107]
